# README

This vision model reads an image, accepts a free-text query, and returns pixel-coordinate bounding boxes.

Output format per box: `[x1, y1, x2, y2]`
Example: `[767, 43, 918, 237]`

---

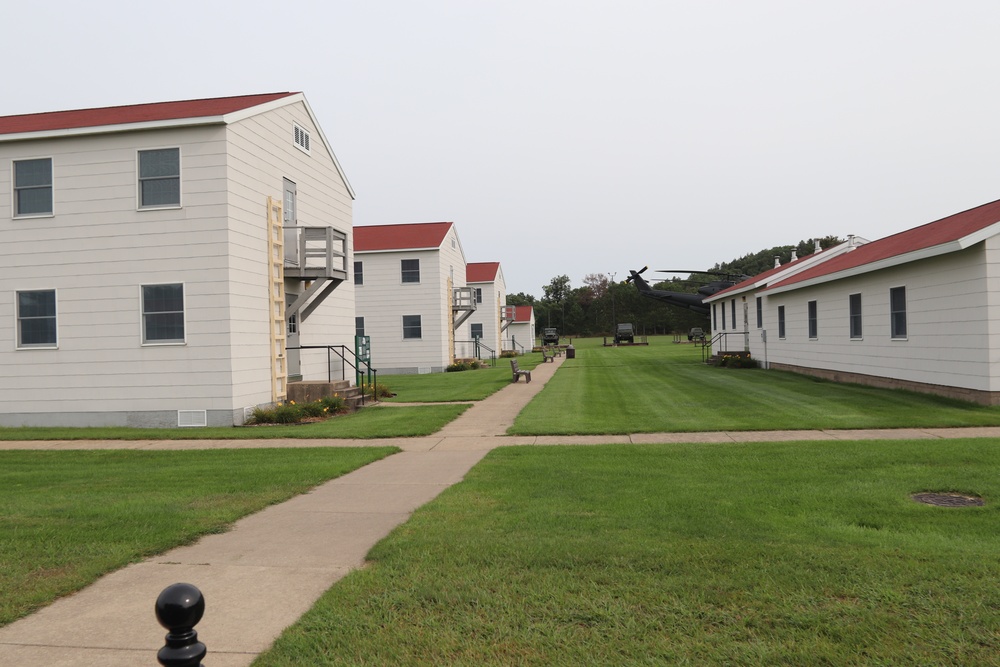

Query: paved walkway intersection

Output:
[2, 355, 999, 665]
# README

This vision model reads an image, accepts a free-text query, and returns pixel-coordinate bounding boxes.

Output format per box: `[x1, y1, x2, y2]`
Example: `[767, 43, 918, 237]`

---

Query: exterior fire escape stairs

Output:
[453, 286, 477, 330]
[284, 225, 348, 323]
[501, 305, 515, 333]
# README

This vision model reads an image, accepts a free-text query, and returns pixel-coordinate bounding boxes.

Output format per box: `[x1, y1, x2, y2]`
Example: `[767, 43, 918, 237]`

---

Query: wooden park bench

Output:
[541, 348, 555, 363]
[510, 359, 532, 383]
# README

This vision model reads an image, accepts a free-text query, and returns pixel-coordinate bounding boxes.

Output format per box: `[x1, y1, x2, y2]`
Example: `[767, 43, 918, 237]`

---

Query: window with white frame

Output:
[807, 300, 818, 339]
[401, 259, 420, 283]
[355, 316, 365, 338]
[14, 158, 53, 217]
[354, 261, 364, 286]
[142, 283, 185, 343]
[731, 299, 736, 329]
[778, 305, 786, 339]
[471, 323, 483, 339]
[721, 302, 726, 329]
[849, 293, 862, 339]
[402, 314, 422, 339]
[138, 148, 180, 208]
[712, 303, 717, 330]
[756, 297, 762, 328]
[474, 288, 483, 304]
[17, 289, 57, 348]
[890, 286, 907, 339]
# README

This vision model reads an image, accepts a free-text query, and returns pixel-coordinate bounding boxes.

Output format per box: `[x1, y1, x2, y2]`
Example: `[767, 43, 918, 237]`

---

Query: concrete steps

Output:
[287, 380, 367, 410]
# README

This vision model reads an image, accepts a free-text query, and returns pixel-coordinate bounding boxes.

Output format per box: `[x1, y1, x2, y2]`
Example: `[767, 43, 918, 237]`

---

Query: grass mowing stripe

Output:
[0, 447, 396, 626]
[254, 440, 1000, 666]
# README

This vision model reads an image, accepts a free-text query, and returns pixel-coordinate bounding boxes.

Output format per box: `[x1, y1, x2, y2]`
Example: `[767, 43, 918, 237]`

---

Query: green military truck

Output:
[614, 323, 635, 344]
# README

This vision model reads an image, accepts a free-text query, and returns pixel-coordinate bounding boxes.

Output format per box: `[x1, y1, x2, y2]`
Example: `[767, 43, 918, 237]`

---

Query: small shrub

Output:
[299, 401, 327, 418]
[320, 394, 347, 413]
[500, 350, 518, 358]
[470, 360, 481, 369]
[446, 362, 472, 372]
[272, 402, 304, 423]
[719, 354, 759, 369]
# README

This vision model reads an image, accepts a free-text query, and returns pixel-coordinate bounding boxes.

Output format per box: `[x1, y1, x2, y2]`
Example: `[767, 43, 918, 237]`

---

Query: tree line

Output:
[510, 236, 843, 337]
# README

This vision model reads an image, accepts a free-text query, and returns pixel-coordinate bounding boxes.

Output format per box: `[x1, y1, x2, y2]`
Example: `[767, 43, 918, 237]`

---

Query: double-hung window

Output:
[475, 288, 483, 304]
[890, 286, 907, 339]
[471, 323, 484, 339]
[354, 261, 364, 286]
[138, 148, 180, 208]
[731, 300, 737, 329]
[849, 293, 863, 339]
[17, 289, 57, 348]
[402, 315, 422, 339]
[807, 300, 818, 339]
[142, 283, 185, 343]
[777, 305, 786, 339]
[14, 158, 53, 217]
[401, 259, 420, 283]
[355, 316, 365, 338]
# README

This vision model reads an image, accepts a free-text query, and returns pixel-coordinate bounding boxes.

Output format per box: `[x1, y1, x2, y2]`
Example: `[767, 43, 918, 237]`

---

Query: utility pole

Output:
[608, 272, 617, 332]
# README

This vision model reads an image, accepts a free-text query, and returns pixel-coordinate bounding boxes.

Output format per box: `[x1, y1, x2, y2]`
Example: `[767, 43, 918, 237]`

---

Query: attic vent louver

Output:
[293, 125, 311, 153]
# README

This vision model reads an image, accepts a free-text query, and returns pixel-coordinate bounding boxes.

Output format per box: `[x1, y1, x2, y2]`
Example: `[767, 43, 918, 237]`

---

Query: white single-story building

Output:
[705, 198, 1000, 405]
[0, 92, 356, 427]
[354, 222, 475, 374]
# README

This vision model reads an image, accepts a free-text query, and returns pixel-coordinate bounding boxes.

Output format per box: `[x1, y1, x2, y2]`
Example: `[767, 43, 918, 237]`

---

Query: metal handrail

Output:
[503, 337, 526, 354]
[700, 331, 746, 363]
[288, 344, 377, 405]
[455, 339, 497, 367]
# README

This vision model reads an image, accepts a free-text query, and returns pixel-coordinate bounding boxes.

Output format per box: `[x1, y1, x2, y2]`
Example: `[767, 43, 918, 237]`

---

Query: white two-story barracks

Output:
[0, 92, 356, 427]
[705, 198, 1000, 405]
[465, 262, 507, 358]
[354, 222, 475, 374]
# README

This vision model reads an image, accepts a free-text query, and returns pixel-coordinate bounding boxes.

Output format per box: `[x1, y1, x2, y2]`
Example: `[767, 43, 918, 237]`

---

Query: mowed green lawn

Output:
[254, 441, 1000, 666]
[511, 337, 1000, 434]
[382, 354, 546, 403]
[0, 404, 467, 441]
[0, 447, 395, 626]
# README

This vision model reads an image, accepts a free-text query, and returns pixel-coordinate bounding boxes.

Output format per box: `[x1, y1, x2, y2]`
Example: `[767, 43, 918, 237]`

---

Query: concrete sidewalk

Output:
[4, 353, 1000, 665]
[0, 357, 564, 666]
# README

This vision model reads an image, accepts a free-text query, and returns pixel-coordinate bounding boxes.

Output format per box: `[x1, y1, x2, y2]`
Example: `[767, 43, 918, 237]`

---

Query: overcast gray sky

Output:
[7, 1, 1000, 296]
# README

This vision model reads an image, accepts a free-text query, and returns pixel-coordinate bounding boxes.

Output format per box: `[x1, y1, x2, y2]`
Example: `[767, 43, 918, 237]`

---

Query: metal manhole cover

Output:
[911, 492, 984, 507]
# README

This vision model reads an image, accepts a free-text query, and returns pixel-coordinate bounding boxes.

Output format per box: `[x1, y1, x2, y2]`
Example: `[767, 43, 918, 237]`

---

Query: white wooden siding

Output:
[745, 245, 995, 392]
[355, 225, 470, 374]
[0, 99, 355, 424]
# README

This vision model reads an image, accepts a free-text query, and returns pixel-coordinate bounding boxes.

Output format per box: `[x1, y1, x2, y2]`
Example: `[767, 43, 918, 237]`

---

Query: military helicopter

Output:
[625, 266, 751, 316]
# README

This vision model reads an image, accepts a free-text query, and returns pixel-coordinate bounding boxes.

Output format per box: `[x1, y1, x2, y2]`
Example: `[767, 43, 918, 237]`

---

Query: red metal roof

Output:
[354, 222, 454, 252]
[511, 305, 534, 322]
[765, 197, 1000, 292]
[467, 262, 500, 282]
[0, 92, 299, 135]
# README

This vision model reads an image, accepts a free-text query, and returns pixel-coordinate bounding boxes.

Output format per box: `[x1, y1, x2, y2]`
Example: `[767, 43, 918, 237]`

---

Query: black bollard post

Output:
[155, 582, 207, 667]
